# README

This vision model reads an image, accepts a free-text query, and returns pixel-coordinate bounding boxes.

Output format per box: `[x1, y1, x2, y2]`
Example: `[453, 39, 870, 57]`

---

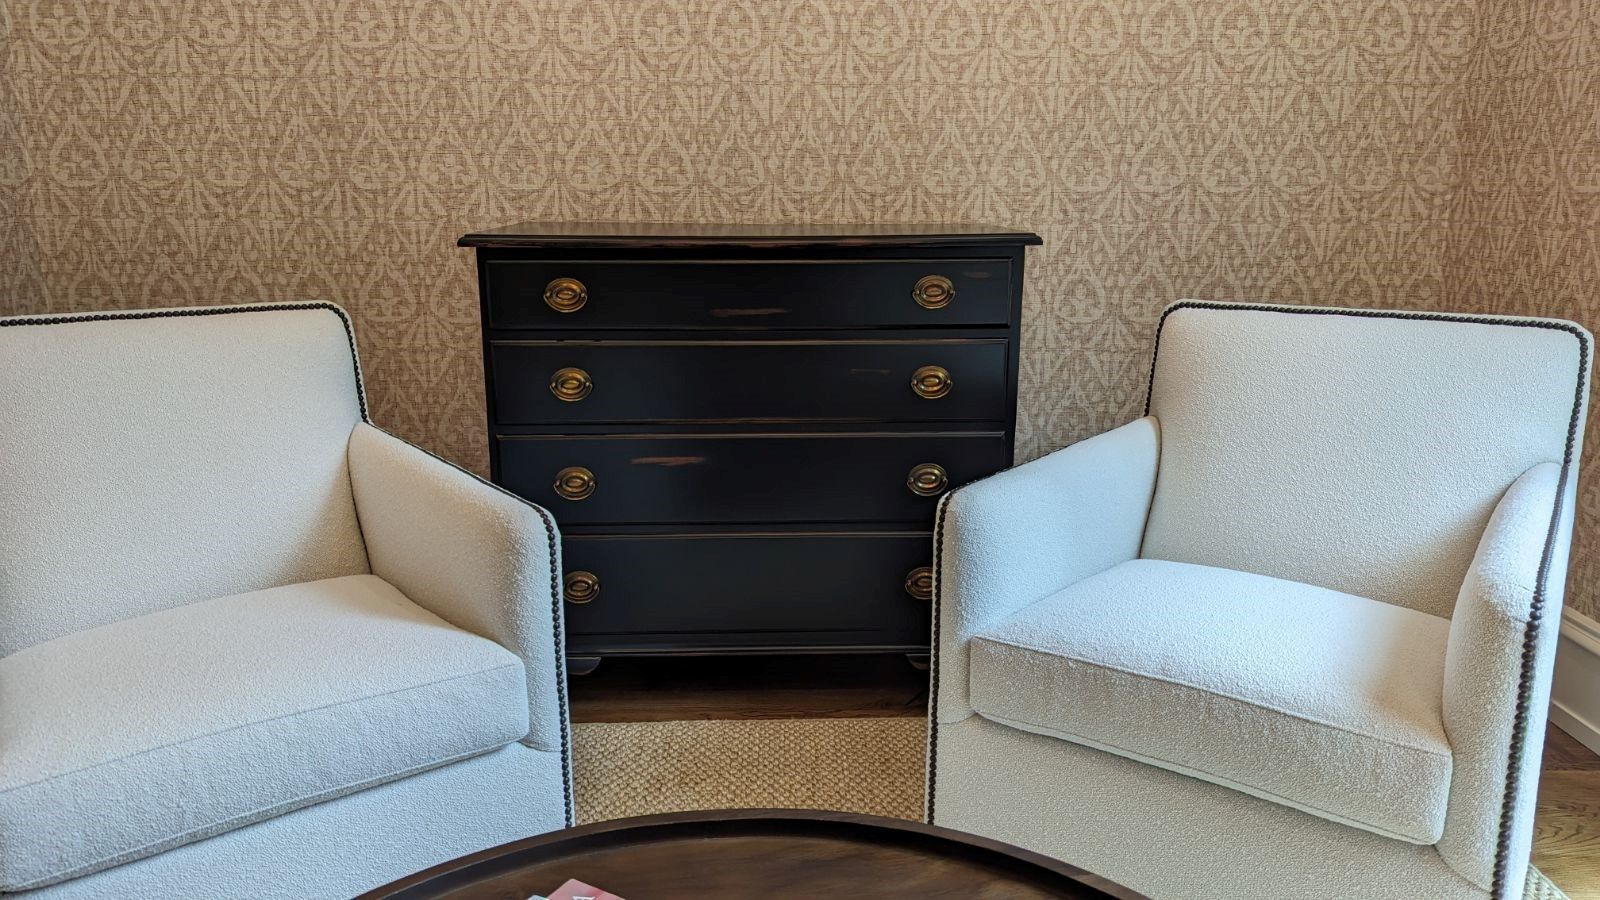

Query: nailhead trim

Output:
[1, 302, 369, 421]
[925, 491, 953, 825]
[1146, 301, 1590, 898]
[532, 501, 577, 828]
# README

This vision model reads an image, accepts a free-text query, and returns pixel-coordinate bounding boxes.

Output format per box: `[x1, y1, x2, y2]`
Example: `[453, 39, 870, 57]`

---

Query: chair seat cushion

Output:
[0, 574, 528, 891]
[968, 559, 1453, 844]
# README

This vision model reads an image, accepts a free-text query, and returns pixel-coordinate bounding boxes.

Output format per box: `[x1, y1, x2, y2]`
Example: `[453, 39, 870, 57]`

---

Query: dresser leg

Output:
[905, 653, 930, 672]
[567, 656, 603, 676]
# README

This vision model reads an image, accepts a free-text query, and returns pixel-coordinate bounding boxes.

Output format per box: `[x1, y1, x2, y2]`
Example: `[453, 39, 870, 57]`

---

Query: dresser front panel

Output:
[485, 258, 1013, 330]
[491, 340, 1008, 425]
[561, 532, 933, 653]
[498, 432, 1010, 526]
[466, 225, 1036, 660]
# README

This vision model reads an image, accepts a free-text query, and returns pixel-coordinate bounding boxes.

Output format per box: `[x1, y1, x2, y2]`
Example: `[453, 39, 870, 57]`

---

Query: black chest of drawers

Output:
[459, 223, 1041, 671]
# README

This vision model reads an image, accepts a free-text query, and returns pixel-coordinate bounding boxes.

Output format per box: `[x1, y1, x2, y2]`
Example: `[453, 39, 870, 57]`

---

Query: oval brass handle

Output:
[911, 365, 953, 399]
[907, 463, 948, 497]
[564, 570, 600, 604]
[544, 277, 587, 313]
[905, 566, 934, 601]
[549, 367, 593, 402]
[912, 274, 955, 309]
[553, 466, 596, 501]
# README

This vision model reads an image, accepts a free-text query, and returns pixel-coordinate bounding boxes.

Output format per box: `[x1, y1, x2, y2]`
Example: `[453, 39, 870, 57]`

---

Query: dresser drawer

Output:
[560, 533, 933, 652]
[491, 340, 1008, 425]
[498, 432, 1009, 526]
[484, 259, 1012, 330]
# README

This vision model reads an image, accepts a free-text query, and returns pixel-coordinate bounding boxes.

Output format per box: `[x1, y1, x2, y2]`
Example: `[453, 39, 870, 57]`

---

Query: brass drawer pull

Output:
[554, 466, 596, 501]
[564, 570, 600, 604]
[912, 274, 955, 309]
[907, 463, 948, 497]
[544, 277, 588, 313]
[905, 566, 934, 601]
[911, 365, 952, 399]
[550, 367, 593, 402]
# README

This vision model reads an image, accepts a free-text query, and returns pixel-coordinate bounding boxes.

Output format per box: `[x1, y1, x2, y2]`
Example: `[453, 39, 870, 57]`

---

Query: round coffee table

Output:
[360, 809, 1144, 899]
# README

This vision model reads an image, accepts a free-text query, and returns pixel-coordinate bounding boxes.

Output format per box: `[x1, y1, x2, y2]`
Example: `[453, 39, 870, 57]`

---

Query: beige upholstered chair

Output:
[0, 304, 572, 899]
[927, 301, 1590, 899]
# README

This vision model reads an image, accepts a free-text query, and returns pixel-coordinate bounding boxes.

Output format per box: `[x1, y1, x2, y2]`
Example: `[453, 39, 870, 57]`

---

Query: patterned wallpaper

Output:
[1441, 0, 1600, 618]
[0, 5, 39, 308]
[0, 1, 1595, 617]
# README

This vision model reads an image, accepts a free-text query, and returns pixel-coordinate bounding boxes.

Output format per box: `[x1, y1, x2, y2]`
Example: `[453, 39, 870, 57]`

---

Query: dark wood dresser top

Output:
[458, 221, 1043, 250]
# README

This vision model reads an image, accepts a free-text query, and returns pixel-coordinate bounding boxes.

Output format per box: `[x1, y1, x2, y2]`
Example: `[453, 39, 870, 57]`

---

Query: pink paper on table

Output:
[541, 879, 625, 900]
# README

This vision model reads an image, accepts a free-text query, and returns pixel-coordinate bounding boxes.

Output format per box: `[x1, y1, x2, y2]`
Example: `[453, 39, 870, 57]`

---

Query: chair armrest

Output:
[347, 423, 568, 754]
[1439, 462, 1571, 891]
[933, 417, 1160, 723]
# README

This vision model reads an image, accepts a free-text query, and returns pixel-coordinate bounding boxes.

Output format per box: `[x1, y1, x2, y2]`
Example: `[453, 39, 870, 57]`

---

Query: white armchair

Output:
[0, 303, 572, 899]
[926, 301, 1590, 899]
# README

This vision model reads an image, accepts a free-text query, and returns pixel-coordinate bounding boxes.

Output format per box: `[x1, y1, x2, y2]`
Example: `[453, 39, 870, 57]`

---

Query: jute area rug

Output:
[571, 717, 1569, 900]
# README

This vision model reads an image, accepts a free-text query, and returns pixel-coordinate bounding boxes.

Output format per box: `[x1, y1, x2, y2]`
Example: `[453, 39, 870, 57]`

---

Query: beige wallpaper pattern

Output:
[0, 5, 39, 308]
[1443, 0, 1600, 620]
[0, 1, 1596, 617]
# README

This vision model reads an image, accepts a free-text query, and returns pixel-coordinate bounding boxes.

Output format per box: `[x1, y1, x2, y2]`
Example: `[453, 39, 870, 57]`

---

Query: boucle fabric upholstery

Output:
[0, 575, 528, 891]
[1143, 303, 1587, 619]
[0, 305, 371, 656]
[929, 302, 1591, 899]
[933, 716, 1488, 900]
[1441, 464, 1571, 891]
[934, 417, 1159, 723]
[348, 422, 568, 757]
[969, 559, 1453, 844]
[12, 744, 566, 900]
[0, 303, 574, 898]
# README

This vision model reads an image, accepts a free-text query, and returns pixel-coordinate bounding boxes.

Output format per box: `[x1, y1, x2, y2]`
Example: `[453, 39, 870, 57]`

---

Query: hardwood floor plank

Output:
[1539, 726, 1600, 899]
[1545, 726, 1600, 772]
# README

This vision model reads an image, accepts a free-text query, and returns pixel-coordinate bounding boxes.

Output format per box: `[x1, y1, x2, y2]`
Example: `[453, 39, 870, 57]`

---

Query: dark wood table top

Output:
[457, 221, 1043, 249]
[359, 809, 1145, 899]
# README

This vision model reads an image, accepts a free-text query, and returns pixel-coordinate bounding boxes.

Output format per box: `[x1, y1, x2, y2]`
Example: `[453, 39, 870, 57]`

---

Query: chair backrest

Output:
[1142, 301, 1590, 618]
[0, 304, 371, 656]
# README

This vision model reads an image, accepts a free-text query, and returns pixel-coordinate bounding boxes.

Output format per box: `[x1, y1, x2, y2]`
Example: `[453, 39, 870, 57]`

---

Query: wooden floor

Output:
[1537, 726, 1600, 898]
[572, 655, 1600, 899]
[570, 654, 927, 723]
